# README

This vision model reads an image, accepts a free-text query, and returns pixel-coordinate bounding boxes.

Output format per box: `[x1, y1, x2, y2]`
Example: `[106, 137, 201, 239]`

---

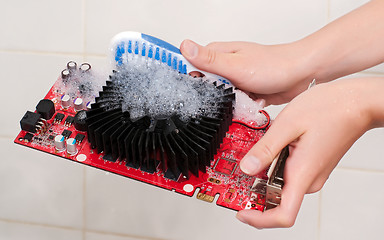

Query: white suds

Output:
[55, 66, 106, 105]
[111, 56, 223, 122]
[233, 90, 265, 124]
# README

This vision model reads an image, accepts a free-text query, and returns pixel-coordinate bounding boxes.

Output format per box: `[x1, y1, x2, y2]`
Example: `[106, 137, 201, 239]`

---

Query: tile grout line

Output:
[82, 0, 87, 62]
[85, 229, 168, 240]
[0, 218, 82, 232]
[0, 49, 107, 58]
[0, 218, 165, 240]
[337, 166, 384, 174]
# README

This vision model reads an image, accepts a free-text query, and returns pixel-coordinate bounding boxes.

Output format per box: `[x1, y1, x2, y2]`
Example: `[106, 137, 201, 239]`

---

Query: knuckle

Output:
[257, 142, 275, 163]
[206, 48, 217, 65]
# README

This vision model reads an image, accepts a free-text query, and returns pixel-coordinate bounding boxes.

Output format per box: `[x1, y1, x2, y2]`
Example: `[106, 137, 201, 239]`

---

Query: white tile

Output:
[0, 137, 84, 228]
[85, 232, 149, 240]
[85, 0, 328, 55]
[340, 128, 384, 171]
[84, 56, 113, 76]
[1, 0, 83, 53]
[329, 0, 384, 74]
[0, 220, 82, 240]
[320, 168, 384, 240]
[0, 52, 82, 137]
[85, 167, 319, 240]
[329, 0, 369, 21]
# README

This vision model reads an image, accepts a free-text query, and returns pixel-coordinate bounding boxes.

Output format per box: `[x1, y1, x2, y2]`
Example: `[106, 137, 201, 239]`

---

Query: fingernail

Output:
[236, 213, 249, 224]
[183, 40, 198, 59]
[255, 98, 266, 108]
[240, 155, 260, 175]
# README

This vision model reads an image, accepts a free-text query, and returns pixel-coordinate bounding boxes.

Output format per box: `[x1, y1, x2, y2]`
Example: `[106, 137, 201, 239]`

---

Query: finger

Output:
[205, 41, 247, 53]
[240, 111, 302, 175]
[180, 39, 242, 80]
[236, 181, 305, 228]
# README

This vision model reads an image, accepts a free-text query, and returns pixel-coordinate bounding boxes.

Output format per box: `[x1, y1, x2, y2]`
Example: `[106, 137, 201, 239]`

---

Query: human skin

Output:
[180, 0, 384, 228]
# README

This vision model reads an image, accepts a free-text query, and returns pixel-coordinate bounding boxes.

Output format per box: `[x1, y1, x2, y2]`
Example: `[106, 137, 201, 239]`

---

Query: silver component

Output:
[54, 135, 66, 152]
[61, 69, 70, 80]
[79, 63, 91, 73]
[67, 61, 77, 72]
[66, 138, 77, 155]
[61, 94, 71, 109]
[73, 98, 84, 111]
[250, 146, 289, 211]
[86, 101, 93, 110]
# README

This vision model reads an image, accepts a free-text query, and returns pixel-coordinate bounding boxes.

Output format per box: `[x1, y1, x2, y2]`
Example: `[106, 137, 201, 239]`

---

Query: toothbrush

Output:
[110, 31, 232, 86]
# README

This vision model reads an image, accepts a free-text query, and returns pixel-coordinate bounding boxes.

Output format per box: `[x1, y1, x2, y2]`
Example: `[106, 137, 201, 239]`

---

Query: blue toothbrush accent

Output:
[111, 31, 230, 84]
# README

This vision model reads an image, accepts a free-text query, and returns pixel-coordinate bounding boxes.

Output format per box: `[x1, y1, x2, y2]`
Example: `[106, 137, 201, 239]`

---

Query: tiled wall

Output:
[1, 0, 383, 239]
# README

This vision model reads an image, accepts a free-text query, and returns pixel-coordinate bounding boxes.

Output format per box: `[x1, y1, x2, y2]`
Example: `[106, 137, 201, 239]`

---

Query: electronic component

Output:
[36, 99, 55, 120]
[265, 146, 288, 209]
[249, 146, 289, 210]
[66, 138, 77, 155]
[67, 61, 77, 72]
[214, 158, 237, 176]
[23, 132, 34, 142]
[61, 94, 71, 109]
[14, 33, 284, 212]
[20, 111, 41, 133]
[61, 129, 72, 139]
[64, 116, 74, 126]
[54, 135, 65, 152]
[74, 133, 85, 143]
[54, 113, 65, 123]
[73, 98, 84, 111]
[74, 110, 87, 131]
[61, 69, 70, 81]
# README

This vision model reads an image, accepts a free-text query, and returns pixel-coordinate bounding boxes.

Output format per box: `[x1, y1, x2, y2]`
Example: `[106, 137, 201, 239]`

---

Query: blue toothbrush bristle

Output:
[128, 40, 132, 53]
[172, 57, 177, 70]
[167, 53, 172, 67]
[142, 43, 146, 57]
[148, 46, 153, 59]
[134, 41, 139, 55]
[114, 38, 190, 74]
[155, 47, 160, 60]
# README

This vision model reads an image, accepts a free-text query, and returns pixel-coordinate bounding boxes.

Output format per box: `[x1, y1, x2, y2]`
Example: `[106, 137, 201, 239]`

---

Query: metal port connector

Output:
[265, 146, 289, 210]
[250, 146, 289, 211]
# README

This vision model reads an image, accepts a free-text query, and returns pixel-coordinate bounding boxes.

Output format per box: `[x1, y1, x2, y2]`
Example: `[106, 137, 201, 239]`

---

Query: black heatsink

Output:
[85, 69, 235, 180]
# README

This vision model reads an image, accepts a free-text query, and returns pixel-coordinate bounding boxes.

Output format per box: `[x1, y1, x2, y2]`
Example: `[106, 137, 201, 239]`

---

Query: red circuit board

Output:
[14, 66, 270, 212]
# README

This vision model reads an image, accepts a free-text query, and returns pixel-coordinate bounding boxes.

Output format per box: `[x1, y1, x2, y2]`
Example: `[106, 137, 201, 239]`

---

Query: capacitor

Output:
[73, 98, 84, 111]
[66, 138, 77, 155]
[86, 101, 93, 110]
[79, 63, 91, 73]
[61, 69, 70, 81]
[67, 61, 77, 72]
[61, 94, 71, 109]
[54, 135, 65, 152]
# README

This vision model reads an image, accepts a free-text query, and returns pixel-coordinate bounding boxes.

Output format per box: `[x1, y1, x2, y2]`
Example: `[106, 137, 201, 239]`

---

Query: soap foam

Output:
[233, 89, 265, 124]
[55, 65, 107, 105]
[110, 55, 223, 122]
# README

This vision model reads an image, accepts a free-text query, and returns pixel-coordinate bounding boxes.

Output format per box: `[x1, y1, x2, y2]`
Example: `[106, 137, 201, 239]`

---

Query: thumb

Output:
[240, 116, 300, 176]
[180, 39, 238, 77]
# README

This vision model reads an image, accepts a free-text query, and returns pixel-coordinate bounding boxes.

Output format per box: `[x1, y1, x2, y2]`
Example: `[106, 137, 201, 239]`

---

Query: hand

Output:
[235, 78, 382, 228]
[180, 40, 315, 105]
